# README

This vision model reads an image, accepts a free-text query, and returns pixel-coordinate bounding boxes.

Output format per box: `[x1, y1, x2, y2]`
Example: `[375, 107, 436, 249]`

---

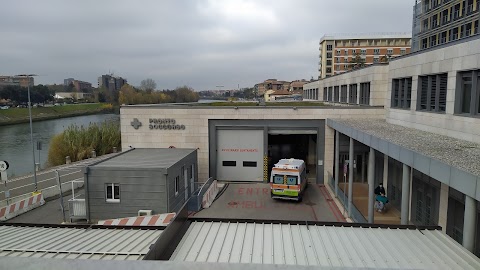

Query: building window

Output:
[336, 49, 341, 55]
[243, 161, 257, 167]
[106, 183, 120, 203]
[373, 57, 379, 63]
[222, 161, 236, 166]
[417, 73, 448, 112]
[326, 44, 333, 51]
[455, 70, 480, 116]
[344, 64, 349, 69]
[323, 87, 328, 101]
[387, 48, 393, 55]
[335, 57, 340, 63]
[326, 60, 332, 65]
[373, 48, 380, 55]
[391, 77, 413, 109]
[349, 84, 358, 104]
[352, 49, 356, 55]
[175, 176, 179, 196]
[400, 48, 406, 55]
[359, 82, 370, 105]
[340, 85, 348, 103]
[344, 49, 348, 55]
[334, 86, 340, 102]
[326, 67, 332, 73]
[328, 87, 333, 102]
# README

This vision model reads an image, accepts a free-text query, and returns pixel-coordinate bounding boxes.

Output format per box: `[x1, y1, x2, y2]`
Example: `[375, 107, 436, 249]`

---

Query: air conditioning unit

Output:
[138, 210, 153, 216]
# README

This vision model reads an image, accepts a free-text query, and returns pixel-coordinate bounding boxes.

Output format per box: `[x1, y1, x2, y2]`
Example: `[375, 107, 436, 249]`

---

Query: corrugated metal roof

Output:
[0, 225, 163, 260]
[171, 221, 480, 269]
[92, 148, 195, 169]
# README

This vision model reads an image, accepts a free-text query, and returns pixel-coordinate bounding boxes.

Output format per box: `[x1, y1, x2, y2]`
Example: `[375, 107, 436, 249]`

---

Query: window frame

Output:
[391, 77, 413, 109]
[106, 183, 120, 203]
[349, 84, 358, 104]
[175, 176, 180, 196]
[455, 69, 480, 117]
[359, 82, 371, 105]
[417, 73, 448, 113]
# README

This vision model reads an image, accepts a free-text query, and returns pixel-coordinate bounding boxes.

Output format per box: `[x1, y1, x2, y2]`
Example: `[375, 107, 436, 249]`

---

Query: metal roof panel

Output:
[170, 221, 480, 269]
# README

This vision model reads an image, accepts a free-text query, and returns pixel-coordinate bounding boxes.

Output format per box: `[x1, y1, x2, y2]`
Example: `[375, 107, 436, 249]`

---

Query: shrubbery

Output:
[48, 120, 120, 166]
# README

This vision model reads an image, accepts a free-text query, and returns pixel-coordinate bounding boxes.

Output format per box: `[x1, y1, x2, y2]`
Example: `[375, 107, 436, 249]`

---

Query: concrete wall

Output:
[87, 168, 167, 221]
[387, 36, 480, 143]
[121, 106, 385, 183]
[304, 64, 390, 106]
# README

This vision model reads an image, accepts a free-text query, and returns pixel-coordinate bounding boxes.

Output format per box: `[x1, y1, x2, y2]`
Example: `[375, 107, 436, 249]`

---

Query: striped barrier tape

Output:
[0, 193, 45, 221]
[98, 213, 176, 226]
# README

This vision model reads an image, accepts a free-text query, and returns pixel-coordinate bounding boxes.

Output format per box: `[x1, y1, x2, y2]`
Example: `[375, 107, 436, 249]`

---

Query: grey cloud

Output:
[0, 0, 413, 90]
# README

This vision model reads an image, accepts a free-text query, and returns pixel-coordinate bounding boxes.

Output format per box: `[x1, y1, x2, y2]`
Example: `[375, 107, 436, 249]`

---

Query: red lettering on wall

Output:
[221, 148, 259, 152]
[238, 188, 244, 195]
[246, 188, 253, 195]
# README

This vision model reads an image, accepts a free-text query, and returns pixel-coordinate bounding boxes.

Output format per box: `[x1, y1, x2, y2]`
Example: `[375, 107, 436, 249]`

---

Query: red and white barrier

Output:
[0, 193, 45, 221]
[202, 180, 219, 209]
[97, 213, 175, 226]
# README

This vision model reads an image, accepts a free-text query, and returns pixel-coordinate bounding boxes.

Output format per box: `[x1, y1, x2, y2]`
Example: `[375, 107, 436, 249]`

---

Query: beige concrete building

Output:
[0, 76, 34, 88]
[255, 79, 290, 96]
[318, 33, 412, 79]
[412, 0, 479, 52]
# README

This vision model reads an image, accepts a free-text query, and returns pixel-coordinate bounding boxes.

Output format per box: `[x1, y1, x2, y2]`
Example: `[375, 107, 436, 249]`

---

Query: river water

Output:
[0, 114, 120, 177]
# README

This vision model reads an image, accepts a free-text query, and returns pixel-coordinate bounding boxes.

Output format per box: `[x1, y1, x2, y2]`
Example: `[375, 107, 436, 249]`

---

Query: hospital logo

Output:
[131, 118, 142, 129]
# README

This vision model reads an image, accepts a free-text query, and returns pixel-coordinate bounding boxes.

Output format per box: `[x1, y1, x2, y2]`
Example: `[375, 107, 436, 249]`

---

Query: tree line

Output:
[119, 84, 199, 105]
[0, 85, 55, 104]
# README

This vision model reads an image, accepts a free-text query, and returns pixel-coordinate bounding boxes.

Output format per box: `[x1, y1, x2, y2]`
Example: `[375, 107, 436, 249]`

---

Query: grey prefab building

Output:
[84, 148, 197, 222]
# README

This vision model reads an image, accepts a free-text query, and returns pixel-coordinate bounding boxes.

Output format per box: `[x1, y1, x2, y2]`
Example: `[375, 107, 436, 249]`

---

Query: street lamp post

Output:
[16, 74, 38, 192]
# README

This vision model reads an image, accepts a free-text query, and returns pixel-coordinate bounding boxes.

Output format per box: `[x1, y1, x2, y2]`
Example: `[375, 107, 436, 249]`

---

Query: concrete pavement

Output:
[193, 183, 346, 222]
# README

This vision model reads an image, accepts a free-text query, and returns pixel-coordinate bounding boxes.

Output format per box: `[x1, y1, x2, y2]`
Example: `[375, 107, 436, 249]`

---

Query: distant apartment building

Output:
[255, 79, 290, 96]
[0, 76, 34, 88]
[289, 80, 307, 92]
[318, 33, 412, 79]
[64, 78, 92, 92]
[98, 74, 127, 93]
[412, 0, 479, 52]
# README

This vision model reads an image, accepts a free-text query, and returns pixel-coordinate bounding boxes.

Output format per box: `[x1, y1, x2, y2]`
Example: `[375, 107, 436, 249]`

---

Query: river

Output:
[0, 114, 120, 178]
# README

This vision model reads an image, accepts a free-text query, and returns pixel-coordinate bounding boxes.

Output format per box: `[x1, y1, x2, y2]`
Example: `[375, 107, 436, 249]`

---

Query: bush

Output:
[47, 120, 121, 166]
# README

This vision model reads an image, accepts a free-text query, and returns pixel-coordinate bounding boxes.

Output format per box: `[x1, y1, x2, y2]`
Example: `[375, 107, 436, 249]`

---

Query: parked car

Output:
[0, 106, 10, 110]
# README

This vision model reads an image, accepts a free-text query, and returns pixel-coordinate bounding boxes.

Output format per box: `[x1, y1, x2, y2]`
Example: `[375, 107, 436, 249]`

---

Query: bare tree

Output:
[140, 78, 157, 92]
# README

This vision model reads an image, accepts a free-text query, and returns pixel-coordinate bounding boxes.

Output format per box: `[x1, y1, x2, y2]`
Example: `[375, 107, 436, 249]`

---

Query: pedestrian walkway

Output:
[339, 182, 401, 224]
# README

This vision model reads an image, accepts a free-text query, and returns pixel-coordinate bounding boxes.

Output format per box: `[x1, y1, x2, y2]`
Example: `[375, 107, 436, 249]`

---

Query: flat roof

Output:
[329, 119, 480, 177]
[320, 32, 411, 43]
[328, 119, 480, 201]
[91, 148, 196, 169]
[0, 224, 163, 260]
[170, 220, 480, 269]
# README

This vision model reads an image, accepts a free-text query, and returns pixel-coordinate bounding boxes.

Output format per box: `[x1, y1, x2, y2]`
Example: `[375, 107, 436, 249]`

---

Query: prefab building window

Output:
[340, 85, 348, 103]
[106, 183, 120, 202]
[175, 176, 180, 196]
[334, 86, 340, 102]
[323, 87, 328, 101]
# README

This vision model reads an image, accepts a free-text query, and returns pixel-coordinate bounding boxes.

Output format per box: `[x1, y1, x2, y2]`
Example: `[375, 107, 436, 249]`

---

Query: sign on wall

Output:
[130, 118, 186, 130]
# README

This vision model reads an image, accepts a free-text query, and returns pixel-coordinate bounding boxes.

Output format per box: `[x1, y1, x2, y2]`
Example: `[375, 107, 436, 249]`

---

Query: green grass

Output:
[0, 103, 111, 122]
[197, 101, 326, 107]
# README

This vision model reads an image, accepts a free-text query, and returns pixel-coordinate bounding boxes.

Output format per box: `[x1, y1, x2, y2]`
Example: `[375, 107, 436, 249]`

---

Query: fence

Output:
[188, 177, 215, 212]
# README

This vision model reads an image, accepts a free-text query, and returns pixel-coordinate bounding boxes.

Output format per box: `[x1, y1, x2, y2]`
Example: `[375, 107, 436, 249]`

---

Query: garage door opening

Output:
[267, 134, 317, 182]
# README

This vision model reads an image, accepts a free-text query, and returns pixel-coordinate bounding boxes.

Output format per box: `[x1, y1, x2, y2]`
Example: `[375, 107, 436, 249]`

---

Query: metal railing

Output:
[187, 177, 214, 212]
[68, 180, 86, 221]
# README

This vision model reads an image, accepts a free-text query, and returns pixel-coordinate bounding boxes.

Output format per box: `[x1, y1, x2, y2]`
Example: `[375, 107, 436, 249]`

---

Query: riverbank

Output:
[0, 103, 116, 126]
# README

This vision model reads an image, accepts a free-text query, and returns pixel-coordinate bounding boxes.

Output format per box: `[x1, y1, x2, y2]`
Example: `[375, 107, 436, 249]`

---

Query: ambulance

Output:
[270, 158, 307, 201]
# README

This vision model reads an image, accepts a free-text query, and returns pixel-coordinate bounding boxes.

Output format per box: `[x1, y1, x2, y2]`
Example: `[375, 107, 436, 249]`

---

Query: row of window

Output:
[421, 20, 479, 49]
[326, 48, 404, 57]
[323, 82, 370, 105]
[421, 0, 477, 32]
[391, 69, 480, 116]
[222, 161, 257, 167]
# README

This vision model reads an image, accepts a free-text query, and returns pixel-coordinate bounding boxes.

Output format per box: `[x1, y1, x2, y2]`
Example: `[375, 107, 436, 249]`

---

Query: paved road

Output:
[0, 153, 118, 202]
[194, 183, 346, 222]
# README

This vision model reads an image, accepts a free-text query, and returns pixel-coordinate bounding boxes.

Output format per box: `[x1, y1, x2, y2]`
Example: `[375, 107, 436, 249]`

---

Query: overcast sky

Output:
[0, 0, 414, 90]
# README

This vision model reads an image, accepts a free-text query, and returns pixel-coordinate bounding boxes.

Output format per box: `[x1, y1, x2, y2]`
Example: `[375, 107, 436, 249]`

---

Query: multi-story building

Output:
[318, 33, 412, 79]
[0, 75, 34, 88]
[64, 78, 92, 92]
[412, 0, 480, 52]
[98, 74, 127, 93]
[255, 79, 290, 96]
